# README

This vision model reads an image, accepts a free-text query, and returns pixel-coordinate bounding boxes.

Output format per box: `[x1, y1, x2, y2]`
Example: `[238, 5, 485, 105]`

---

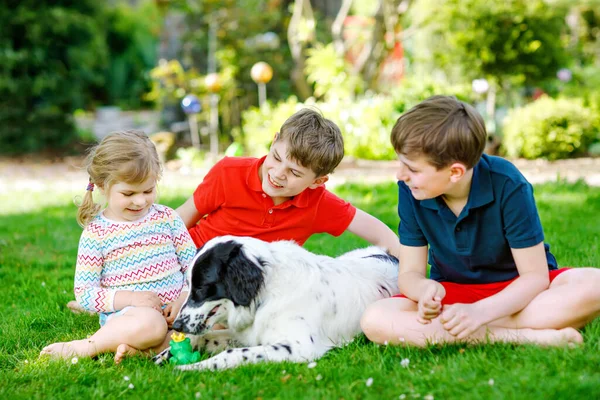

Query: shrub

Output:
[239, 96, 399, 161]
[0, 2, 108, 154]
[502, 96, 600, 160]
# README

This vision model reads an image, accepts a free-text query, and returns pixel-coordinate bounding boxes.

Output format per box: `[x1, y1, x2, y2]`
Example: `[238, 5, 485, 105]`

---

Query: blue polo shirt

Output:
[398, 154, 557, 284]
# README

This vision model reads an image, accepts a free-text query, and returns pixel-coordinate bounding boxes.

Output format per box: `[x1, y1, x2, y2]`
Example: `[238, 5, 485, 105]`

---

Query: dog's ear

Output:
[223, 245, 264, 306]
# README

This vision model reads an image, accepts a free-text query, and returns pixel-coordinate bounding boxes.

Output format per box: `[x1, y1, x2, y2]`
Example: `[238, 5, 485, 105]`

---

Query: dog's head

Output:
[172, 237, 266, 335]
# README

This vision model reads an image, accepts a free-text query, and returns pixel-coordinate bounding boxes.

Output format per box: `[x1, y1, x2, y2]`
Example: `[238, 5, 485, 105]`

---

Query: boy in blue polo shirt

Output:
[361, 95, 600, 347]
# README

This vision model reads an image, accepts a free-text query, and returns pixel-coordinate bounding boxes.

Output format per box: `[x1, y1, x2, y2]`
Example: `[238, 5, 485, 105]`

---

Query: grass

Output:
[1, 179, 600, 399]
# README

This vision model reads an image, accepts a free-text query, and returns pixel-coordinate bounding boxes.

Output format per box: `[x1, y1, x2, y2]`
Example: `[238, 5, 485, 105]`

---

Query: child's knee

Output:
[131, 308, 168, 343]
[360, 302, 387, 343]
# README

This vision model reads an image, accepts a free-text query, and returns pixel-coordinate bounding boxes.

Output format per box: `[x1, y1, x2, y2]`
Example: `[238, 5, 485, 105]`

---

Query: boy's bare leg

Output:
[40, 307, 167, 363]
[361, 298, 583, 347]
[491, 268, 600, 330]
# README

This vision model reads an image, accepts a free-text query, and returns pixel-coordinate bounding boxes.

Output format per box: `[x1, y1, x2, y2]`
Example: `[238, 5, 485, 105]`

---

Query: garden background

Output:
[1, 0, 600, 398]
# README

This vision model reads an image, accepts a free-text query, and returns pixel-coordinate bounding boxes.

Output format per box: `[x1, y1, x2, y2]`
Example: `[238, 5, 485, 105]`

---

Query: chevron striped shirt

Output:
[74, 204, 197, 313]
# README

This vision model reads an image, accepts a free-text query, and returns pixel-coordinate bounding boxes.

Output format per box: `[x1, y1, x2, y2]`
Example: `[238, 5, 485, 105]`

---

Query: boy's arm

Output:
[398, 244, 446, 324]
[472, 242, 549, 322]
[346, 208, 401, 258]
[440, 242, 549, 338]
[176, 196, 202, 229]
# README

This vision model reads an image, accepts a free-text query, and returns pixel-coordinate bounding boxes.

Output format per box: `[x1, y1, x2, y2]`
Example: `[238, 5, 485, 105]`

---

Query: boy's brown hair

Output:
[276, 108, 344, 177]
[390, 95, 487, 169]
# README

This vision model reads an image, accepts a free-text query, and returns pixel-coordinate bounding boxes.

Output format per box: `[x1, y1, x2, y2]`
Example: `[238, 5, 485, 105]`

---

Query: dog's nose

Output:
[172, 316, 187, 332]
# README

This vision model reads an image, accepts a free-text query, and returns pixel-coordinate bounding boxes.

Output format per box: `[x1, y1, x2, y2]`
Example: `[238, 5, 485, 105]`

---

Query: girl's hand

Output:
[417, 281, 446, 324]
[163, 291, 188, 327]
[130, 291, 162, 312]
[439, 303, 484, 339]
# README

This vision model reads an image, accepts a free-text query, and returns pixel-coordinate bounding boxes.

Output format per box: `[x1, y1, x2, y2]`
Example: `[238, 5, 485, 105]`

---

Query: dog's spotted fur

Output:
[153, 235, 399, 371]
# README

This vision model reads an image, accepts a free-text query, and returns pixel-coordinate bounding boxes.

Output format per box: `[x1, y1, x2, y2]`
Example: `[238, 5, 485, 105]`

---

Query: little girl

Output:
[40, 130, 196, 364]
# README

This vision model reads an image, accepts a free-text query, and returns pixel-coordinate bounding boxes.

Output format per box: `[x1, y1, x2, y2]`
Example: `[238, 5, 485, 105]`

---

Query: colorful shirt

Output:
[74, 204, 197, 313]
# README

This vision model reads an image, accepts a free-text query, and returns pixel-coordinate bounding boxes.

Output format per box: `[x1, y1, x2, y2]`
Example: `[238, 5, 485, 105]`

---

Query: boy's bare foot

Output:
[114, 343, 139, 364]
[67, 301, 94, 315]
[516, 327, 583, 347]
[39, 339, 96, 359]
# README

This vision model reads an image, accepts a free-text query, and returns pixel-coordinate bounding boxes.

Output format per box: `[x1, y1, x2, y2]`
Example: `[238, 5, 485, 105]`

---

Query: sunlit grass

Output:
[1, 181, 600, 399]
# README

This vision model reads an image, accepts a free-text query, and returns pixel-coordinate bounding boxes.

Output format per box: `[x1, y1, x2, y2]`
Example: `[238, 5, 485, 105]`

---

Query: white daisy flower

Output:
[195, 392, 201, 398]
[128, 383, 134, 389]
[366, 377, 374, 387]
[123, 376, 130, 381]
[424, 395, 434, 400]
[400, 358, 410, 368]
[488, 378, 494, 386]
[71, 357, 78, 364]
[307, 361, 317, 369]
[399, 395, 406, 399]
[316, 374, 322, 381]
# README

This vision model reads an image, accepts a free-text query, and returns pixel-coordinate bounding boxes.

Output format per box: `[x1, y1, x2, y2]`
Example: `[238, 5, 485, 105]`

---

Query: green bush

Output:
[502, 96, 600, 160]
[239, 96, 399, 161]
[0, 1, 108, 154]
[99, 1, 160, 110]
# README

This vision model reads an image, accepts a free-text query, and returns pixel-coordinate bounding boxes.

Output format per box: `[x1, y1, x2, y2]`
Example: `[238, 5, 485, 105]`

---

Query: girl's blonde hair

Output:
[77, 130, 162, 227]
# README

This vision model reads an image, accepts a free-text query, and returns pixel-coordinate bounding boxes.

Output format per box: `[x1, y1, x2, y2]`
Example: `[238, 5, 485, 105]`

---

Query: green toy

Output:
[169, 332, 201, 365]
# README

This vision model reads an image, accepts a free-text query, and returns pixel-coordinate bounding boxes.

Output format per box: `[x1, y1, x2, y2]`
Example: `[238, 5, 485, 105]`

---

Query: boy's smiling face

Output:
[396, 154, 454, 200]
[259, 139, 328, 204]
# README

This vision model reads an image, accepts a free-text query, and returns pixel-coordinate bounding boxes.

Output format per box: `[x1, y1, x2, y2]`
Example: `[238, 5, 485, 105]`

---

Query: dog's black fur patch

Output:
[189, 240, 265, 307]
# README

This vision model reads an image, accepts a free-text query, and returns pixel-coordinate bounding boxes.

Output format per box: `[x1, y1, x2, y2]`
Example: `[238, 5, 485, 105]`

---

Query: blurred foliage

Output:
[408, 0, 570, 93]
[0, 1, 108, 154]
[0, 1, 161, 155]
[502, 96, 600, 160]
[239, 67, 475, 161]
[559, 65, 600, 111]
[96, 1, 161, 109]
[305, 43, 364, 101]
[171, 0, 294, 101]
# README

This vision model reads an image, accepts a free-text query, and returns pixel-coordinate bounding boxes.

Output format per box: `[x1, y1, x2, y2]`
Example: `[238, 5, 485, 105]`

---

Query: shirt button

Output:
[268, 209, 273, 214]
[262, 193, 266, 198]
[455, 226, 461, 232]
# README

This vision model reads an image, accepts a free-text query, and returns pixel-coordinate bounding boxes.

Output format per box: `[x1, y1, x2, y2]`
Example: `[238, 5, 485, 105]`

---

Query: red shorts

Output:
[392, 268, 570, 305]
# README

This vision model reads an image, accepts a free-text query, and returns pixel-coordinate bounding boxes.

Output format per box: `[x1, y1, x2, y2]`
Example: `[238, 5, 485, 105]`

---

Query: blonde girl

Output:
[40, 130, 196, 363]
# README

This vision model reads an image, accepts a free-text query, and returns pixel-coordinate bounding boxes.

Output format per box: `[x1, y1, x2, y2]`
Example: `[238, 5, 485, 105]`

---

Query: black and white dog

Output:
[154, 235, 399, 371]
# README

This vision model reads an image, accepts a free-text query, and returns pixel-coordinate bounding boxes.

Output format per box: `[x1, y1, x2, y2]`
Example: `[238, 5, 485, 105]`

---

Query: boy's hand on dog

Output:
[440, 303, 484, 339]
[417, 281, 446, 324]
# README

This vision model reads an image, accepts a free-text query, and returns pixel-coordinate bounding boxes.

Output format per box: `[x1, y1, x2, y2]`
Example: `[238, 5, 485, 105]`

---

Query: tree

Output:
[408, 0, 570, 129]
[0, 0, 108, 154]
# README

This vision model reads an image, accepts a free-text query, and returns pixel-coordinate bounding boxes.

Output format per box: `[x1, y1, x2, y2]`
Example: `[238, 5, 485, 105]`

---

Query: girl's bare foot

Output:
[114, 343, 139, 364]
[40, 339, 96, 359]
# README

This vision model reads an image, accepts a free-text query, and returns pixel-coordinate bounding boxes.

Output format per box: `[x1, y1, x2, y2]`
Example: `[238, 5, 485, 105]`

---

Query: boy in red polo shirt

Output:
[177, 108, 401, 256]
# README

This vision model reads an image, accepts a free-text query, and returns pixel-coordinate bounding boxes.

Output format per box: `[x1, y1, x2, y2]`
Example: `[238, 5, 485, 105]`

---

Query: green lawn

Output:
[1, 180, 599, 399]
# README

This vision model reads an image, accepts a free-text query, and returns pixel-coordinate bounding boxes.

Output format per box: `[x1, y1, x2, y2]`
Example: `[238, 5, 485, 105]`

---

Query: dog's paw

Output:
[152, 347, 172, 366]
[175, 362, 202, 371]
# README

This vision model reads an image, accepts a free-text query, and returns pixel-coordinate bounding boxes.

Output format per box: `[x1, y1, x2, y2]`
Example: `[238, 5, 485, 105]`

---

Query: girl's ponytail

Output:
[76, 180, 101, 227]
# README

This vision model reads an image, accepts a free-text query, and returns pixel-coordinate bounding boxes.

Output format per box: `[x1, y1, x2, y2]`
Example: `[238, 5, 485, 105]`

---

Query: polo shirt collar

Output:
[247, 155, 311, 208]
[419, 156, 494, 211]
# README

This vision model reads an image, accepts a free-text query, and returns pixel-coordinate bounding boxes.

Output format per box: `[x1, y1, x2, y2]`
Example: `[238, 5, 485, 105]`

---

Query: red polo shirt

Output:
[188, 156, 357, 248]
